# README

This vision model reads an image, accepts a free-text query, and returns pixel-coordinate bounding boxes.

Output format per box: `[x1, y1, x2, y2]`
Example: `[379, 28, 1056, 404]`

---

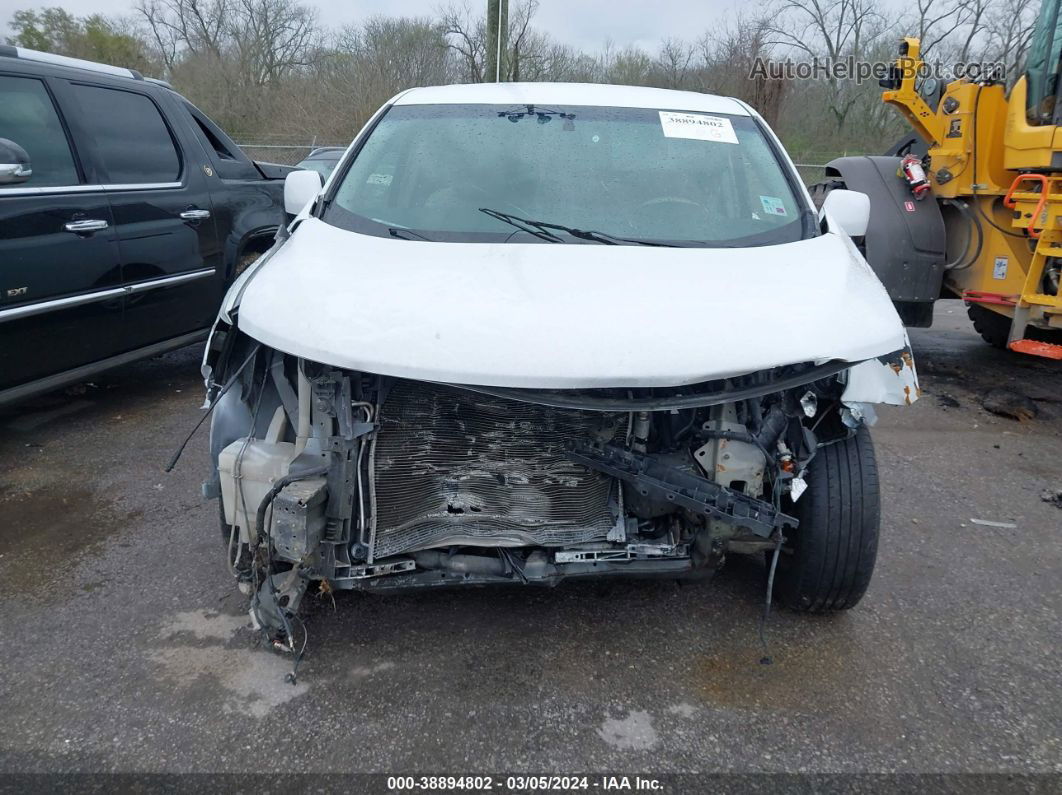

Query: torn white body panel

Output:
[841, 342, 921, 406]
[233, 217, 911, 390]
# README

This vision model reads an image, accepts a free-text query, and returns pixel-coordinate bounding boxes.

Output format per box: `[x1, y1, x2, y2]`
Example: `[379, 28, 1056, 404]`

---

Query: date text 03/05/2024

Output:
[385, 775, 665, 791]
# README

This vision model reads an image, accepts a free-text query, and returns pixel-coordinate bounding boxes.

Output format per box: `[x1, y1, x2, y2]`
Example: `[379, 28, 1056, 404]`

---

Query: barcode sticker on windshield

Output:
[659, 111, 739, 144]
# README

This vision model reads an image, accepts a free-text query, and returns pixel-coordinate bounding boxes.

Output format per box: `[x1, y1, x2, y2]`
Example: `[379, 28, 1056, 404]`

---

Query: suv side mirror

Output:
[284, 169, 323, 215]
[0, 138, 32, 185]
[820, 189, 870, 238]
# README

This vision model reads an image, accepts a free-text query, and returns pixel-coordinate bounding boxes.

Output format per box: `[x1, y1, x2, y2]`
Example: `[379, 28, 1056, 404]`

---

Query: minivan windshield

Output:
[324, 103, 807, 247]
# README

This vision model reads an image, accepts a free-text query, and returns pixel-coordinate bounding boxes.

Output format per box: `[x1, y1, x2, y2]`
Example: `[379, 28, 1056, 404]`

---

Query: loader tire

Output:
[807, 179, 847, 211]
[967, 303, 1062, 349]
[967, 303, 1010, 349]
[807, 179, 868, 255]
[773, 426, 880, 613]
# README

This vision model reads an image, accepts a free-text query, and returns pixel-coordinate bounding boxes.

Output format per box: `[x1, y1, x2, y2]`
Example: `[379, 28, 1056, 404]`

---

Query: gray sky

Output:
[0, 0, 736, 53]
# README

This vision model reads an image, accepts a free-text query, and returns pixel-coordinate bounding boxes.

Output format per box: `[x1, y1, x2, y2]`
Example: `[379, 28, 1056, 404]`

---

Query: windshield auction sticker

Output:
[658, 111, 739, 143]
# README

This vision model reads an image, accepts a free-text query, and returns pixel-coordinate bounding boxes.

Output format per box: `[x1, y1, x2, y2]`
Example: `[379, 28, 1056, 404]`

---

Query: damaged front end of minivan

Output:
[191, 85, 924, 667]
[201, 319, 918, 658]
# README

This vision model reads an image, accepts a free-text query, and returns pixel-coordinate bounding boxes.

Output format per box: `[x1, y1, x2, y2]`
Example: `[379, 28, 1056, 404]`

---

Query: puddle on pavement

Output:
[692, 627, 871, 713]
[0, 484, 139, 595]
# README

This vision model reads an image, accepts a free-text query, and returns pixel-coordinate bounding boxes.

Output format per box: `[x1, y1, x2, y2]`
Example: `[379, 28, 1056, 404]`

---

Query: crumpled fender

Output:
[841, 338, 920, 407]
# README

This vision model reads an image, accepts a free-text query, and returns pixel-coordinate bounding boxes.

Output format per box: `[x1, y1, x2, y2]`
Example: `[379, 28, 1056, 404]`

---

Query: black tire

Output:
[967, 303, 1062, 348]
[967, 303, 1011, 349]
[774, 425, 880, 613]
[219, 498, 234, 545]
[807, 178, 846, 211]
[807, 178, 868, 256]
[233, 251, 261, 278]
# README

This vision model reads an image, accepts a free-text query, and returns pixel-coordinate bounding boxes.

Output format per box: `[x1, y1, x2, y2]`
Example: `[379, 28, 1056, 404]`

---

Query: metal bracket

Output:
[269, 351, 300, 428]
[554, 543, 689, 564]
[324, 424, 375, 451]
[566, 442, 796, 538]
[345, 559, 416, 579]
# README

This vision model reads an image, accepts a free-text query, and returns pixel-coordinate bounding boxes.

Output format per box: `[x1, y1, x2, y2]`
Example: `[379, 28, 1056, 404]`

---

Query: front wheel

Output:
[773, 425, 880, 613]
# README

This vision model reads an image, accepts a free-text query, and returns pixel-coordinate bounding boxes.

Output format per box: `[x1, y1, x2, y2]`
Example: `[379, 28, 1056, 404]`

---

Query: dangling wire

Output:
[230, 358, 269, 580]
[165, 344, 261, 473]
[759, 533, 785, 664]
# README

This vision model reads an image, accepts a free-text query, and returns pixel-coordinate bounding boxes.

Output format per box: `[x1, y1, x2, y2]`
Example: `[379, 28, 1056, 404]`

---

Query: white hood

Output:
[235, 218, 908, 389]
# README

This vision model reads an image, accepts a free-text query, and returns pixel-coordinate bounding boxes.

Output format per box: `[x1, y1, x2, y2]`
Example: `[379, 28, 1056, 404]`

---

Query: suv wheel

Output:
[773, 425, 880, 613]
[234, 251, 261, 278]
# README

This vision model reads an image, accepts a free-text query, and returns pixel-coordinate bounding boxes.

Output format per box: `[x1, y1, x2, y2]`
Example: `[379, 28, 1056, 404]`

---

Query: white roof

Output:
[393, 82, 750, 115]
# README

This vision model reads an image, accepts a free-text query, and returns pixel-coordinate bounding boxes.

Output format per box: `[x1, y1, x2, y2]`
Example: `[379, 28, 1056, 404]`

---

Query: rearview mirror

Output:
[820, 189, 870, 238]
[0, 138, 32, 185]
[284, 169, 323, 215]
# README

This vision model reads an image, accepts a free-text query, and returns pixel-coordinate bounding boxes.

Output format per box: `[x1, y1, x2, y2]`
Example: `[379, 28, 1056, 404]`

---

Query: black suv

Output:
[0, 47, 289, 408]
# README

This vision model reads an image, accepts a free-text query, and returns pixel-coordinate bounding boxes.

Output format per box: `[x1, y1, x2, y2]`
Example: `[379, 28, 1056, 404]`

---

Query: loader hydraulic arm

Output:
[880, 38, 945, 147]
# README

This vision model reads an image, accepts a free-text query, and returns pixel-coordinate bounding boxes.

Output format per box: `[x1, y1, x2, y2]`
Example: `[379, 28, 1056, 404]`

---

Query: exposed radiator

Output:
[371, 381, 621, 558]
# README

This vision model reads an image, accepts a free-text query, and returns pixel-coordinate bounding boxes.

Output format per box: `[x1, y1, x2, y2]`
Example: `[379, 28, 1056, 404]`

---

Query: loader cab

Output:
[1025, 0, 1062, 127]
[1005, 0, 1062, 170]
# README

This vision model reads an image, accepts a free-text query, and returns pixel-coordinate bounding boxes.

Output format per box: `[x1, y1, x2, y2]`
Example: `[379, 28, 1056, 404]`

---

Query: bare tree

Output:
[906, 0, 980, 56]
[135, 0, 227, 67]
[136, 0, 318, 84]
[58, 0, 975, 167]
[506, 0, 537, 80]
[764, 0, 887, 131]
[955, 0, 991, 61]
[653, 37, 694, 88]
[439, 2, 485, 82]
[599, 43, 653, 86]
[699, 15, 788, 126]
[439, 0, 542, 82]
[981, 0, 1038, 79]
[231, 0, 318, 85]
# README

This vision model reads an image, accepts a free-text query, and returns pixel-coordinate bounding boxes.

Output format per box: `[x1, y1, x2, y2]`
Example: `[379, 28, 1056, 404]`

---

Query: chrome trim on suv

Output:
[0, 268, 216, 324]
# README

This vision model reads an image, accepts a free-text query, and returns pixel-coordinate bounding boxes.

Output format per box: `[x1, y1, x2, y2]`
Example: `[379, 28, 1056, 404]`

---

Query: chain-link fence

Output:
[236, 136, 346, 166]
[790, 151, 851, 187]
[794, 163, 827, 186]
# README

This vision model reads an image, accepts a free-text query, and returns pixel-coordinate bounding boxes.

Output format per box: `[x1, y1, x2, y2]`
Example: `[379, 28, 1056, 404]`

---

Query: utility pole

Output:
[485, 0, 509, 82]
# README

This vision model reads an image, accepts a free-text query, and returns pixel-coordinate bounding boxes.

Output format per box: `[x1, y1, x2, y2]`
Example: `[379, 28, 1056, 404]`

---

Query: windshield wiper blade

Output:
[536, 222, 680, 247]
[479, 208, 677, 247]
[388, 226, 433, 242]
[479, 208, 563, 243]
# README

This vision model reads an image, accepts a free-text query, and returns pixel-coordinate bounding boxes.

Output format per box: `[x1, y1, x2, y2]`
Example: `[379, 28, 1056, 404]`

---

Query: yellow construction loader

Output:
[816, 0, 1062, 359]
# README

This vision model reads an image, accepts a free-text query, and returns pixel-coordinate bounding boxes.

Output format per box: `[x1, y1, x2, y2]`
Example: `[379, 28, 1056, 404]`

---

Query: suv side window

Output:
[186, 106, 238, 161]
[0, 75, 79, 188]
[181, 100, 260, 180]
[67, 84, 180, 184]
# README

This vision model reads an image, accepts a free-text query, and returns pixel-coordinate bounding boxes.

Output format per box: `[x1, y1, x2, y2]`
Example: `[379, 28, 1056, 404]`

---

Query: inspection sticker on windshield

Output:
[759, 195, 787, 216]
[659, 111, 739, 144]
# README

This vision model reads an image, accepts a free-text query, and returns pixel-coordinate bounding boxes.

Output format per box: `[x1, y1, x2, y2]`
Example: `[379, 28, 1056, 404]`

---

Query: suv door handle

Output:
[64, 219, 109, 234]
[179, 209, 211, 221]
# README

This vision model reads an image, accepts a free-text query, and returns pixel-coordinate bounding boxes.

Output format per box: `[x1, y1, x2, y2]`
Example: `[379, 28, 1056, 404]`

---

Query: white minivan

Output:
[201, 82, 918, 650]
